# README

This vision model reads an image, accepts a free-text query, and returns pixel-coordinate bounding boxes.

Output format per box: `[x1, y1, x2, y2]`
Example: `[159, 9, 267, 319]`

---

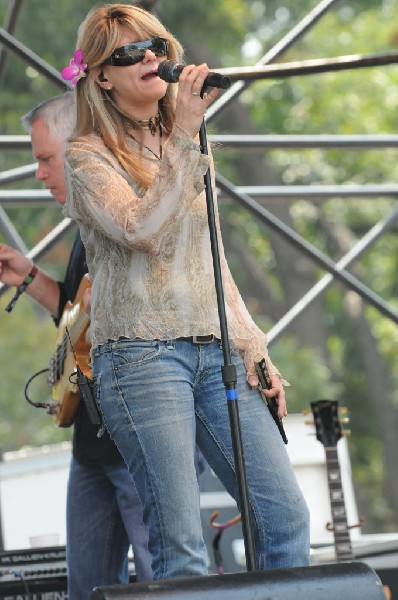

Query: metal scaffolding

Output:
[0, 0, 397, 337]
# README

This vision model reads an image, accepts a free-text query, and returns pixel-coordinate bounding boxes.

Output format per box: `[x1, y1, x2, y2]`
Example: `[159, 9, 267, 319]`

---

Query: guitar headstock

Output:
[310, 399, 344, 448]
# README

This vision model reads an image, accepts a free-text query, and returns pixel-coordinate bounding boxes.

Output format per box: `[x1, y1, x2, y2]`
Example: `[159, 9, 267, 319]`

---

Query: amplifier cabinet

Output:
[0, 545, 67, 599]
[0, 575, 67, 599]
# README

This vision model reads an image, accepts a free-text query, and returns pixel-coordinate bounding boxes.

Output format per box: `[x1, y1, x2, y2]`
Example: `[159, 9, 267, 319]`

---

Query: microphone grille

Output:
[157, 60, 180, 83]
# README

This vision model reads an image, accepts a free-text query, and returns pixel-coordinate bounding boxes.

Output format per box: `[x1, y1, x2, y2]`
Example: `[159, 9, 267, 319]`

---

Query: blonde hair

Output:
[73, 4, 184, 189]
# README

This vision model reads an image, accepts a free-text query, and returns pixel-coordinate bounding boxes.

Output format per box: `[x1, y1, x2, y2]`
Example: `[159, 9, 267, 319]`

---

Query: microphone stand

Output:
[198, 116, 256, 572]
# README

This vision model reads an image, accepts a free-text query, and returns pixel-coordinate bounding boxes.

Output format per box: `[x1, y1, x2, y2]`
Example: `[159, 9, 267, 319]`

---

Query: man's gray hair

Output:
[22, 91, 75, 140]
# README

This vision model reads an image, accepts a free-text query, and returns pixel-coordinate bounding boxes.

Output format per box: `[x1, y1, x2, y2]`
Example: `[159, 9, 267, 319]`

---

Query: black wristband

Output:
[5, 265, 39, 313]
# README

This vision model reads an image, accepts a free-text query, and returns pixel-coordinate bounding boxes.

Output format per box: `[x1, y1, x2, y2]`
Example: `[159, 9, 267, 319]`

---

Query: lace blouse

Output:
[63, 123, 281, 379]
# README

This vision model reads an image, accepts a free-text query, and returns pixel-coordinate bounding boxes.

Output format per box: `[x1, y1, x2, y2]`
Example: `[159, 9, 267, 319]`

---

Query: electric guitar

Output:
[311, 399, 355, 562]
[311, 400, 393, 599]
[47, 275, 92, 428]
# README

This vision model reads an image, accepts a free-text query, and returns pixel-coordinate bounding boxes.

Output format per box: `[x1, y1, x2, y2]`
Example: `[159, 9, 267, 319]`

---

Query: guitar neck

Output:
[325, 446, 354, 562]
[68, 310, 90, 345]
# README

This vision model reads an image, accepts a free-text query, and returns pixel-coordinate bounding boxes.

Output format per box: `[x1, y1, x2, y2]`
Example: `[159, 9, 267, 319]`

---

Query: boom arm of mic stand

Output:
[198, 118, 256, 572]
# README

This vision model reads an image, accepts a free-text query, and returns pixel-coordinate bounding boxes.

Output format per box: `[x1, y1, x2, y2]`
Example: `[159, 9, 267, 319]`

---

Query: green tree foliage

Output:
[236, 1, 398, 530]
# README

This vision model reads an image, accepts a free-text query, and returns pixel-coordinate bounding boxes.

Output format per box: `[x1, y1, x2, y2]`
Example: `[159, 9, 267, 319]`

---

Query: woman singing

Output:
[62, 3, 310, 580]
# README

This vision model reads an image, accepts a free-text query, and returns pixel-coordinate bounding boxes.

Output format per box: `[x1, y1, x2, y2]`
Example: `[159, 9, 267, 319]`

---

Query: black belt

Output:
[176, 335, 215, 345]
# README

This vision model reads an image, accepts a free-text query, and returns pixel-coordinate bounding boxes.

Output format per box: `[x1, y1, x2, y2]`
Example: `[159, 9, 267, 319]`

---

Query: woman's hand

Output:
[174, 63, 220, 138]
[248, 373, 287, 419]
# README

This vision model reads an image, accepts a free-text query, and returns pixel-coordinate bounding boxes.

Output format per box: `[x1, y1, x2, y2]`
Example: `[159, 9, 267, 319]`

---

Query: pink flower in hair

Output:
[61, 49, 88, 86]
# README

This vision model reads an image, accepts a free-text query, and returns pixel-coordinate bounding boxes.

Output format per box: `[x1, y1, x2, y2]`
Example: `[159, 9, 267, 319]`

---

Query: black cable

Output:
[24, 367, 52, 409]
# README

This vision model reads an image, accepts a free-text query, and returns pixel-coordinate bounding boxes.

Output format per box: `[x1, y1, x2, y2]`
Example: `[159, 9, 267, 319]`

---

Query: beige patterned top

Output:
[63, 123, 281, 379]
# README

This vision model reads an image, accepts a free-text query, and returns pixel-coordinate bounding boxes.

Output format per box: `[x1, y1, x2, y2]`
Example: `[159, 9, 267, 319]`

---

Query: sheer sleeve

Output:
[64, 125, 211, 255]
[208, 158, 288, 384]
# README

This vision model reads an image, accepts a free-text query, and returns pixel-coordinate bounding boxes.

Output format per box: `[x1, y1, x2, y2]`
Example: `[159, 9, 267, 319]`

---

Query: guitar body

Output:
[48, 275, 92, 427]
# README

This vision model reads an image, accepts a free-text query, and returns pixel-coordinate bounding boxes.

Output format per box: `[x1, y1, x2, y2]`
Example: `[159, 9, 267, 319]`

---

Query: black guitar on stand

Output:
[310, 400, 392, 599]
[310, 399, 357, 563]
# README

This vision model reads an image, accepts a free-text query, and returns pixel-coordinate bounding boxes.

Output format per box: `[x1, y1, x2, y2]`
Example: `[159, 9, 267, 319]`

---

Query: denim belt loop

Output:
[192, 335, 214, 345]
[166, 340, 176, 350]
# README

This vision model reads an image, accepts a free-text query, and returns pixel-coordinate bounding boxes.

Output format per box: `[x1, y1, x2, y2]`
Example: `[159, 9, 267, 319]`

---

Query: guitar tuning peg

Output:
[304, 419, 314, 426]
[339, 407, 349, 415]
[302, 409, 311, 415]
[342, 429, 351, 437]
[340, 417, 350, 424]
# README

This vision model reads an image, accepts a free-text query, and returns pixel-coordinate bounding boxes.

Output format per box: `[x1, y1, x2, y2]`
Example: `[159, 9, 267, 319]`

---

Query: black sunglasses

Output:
[103, 37, 169, 67]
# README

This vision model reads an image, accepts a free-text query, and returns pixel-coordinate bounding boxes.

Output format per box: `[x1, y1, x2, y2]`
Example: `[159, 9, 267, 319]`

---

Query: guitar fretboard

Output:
[325, 446, 354, 562]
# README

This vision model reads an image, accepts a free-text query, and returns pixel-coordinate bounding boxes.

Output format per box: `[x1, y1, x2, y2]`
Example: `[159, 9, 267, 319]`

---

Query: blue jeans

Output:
[66, 457, 152, 599]
[92, 338, 310, 580]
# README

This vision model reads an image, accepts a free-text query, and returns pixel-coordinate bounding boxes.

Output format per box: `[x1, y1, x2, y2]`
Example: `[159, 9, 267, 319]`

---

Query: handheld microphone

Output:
[157, 60, 231, 90]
